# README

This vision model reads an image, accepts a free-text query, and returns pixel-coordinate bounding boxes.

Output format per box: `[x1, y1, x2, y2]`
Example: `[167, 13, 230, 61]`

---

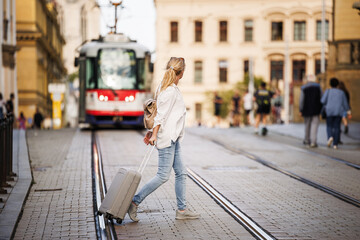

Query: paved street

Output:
[1, 123, 360, 239]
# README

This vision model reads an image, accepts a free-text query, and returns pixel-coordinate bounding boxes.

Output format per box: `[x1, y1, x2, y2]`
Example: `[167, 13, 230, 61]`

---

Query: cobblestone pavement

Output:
[10, 126, 360, 240]
[13, 129, 96, 239]
[98, 130, 255, 240]
[185, 127, 360, 239]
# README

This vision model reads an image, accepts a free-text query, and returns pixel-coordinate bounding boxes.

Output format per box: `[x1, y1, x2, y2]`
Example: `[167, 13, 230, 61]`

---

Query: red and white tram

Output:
[76, 34, 153, 127]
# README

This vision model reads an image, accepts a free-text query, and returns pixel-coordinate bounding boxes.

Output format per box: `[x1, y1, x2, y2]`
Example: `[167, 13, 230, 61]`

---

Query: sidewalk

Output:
[0, 130, 32, 240]
[267, 122, 360, 147]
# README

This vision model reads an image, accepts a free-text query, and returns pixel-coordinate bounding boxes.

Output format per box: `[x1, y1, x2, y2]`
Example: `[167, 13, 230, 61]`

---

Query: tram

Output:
[75, 34, 153, 127]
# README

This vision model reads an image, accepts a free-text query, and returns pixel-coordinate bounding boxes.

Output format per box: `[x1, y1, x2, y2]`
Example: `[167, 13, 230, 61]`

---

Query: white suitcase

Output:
[98, 145, 155, 224]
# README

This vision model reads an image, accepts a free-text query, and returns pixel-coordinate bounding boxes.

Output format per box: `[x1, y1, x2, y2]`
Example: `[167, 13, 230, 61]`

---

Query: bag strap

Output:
[138, 145, 155, 174]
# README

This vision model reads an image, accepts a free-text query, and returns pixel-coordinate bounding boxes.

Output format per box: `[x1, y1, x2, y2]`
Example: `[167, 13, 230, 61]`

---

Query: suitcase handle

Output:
[138, 145, 155, 174]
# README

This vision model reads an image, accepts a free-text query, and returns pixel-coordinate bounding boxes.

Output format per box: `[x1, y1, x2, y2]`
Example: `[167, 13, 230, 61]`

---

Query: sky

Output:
[98, 0, 156, 53]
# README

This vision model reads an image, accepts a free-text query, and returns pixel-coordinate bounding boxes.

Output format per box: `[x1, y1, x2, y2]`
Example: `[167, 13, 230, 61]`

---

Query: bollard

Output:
[0, 118, 7, 193]
[4, 114, 14, 182]
[8, 114, 15, 177]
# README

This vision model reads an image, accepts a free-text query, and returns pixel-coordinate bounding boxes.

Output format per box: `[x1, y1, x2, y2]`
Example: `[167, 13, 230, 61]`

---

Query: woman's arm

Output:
[148, 125, 160, 145]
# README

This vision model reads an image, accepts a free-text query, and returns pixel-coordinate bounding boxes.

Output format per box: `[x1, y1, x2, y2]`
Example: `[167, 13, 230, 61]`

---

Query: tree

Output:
[207, 74, 264, 119]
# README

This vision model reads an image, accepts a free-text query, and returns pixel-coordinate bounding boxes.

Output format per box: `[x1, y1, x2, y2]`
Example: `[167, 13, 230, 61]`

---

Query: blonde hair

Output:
[158, 57, 185, 93]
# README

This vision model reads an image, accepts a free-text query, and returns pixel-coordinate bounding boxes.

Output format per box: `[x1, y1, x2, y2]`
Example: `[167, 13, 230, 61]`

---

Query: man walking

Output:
[253, 82, 273, 135]
[299, 75, 322, 148]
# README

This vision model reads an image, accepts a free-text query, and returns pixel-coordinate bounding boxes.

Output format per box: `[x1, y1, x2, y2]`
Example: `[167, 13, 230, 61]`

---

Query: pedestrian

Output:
[242, 89, 252, 125]
[231, 90, 241, 127]
[299, 75, 322, 148]
[18, 112, 26, 130]
[338, 81, 351, 135]
[213, 91, 223, 127]
[0, 92, 5, 119]
[128, 57, 200, 222]
[272, 88, 283, 124]
[321, 78, 351, 149]
[6, 93, 14, 115]
[33, 107, 44, 129]
[253, 82, 273, 135]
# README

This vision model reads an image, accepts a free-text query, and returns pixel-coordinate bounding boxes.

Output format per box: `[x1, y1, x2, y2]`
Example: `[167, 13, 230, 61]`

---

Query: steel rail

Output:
[205, 137, 360, 209]
[187, 168, 275, 240]
[91, 131, 117, 240]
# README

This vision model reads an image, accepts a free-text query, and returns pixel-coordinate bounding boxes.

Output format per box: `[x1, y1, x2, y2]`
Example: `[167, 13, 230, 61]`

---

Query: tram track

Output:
[187, 168, 275, 240]
[91, 131, 117, 240]
[94, 130, 277, 240]
[190, 132, 360, 209]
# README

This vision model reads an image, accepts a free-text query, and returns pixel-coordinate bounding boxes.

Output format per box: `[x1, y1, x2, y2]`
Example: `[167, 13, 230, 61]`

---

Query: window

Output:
[270, 61, 284, 81]
[292, 60, 306, 82]
[194, 61, 203, 83]
[244, 20, 253, 42]
[195, 21, 202, 42]
[219, 21, 227, 42]
[195, 103, 202, 122]
[219, 60, 228, 83]
[244, 60, 249, 75]
[315, 59, 327, 75]
[271, 21, 283, 41]
[316, 20, 329, 40]
[170, 21, 178, 42]
[294, 21, 306, 41]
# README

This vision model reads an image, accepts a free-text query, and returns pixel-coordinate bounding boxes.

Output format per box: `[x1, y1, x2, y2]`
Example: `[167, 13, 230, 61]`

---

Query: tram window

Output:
[137, 59, 145, 90]
[86, 59, 96, 89]
[97, 48, 137, 90]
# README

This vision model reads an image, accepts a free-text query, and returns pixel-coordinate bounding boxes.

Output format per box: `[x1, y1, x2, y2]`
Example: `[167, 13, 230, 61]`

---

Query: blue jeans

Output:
[326, 116, 342, 146]
[133, 140, 187, 210]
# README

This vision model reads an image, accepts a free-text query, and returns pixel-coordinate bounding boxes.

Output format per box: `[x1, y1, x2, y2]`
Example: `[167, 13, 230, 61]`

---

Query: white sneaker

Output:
[327, 137, 333, 147]
[127, 202, 139, 222]
[175, 209, 200, 220]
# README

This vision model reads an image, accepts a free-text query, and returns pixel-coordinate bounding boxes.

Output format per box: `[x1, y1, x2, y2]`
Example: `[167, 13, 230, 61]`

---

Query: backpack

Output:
[256, 90, 271, 107]
[143, 84, 161, 130]
[143, 98, 157, 129]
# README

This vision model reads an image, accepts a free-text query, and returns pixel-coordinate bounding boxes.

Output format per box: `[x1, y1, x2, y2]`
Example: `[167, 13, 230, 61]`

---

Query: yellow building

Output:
[16, 0, 66, 124]
[327, 0, 360, 120]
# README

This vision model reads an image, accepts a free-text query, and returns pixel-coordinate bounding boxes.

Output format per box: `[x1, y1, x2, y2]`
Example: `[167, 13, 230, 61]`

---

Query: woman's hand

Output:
[147, 125, 160, 146]
[143, 131, 152, 145]
[149, 134, 157, 146]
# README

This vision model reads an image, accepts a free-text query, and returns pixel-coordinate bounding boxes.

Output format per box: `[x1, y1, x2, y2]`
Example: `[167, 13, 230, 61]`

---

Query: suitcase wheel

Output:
[116, 218, 123, 224]
[105, 213, 113, 220]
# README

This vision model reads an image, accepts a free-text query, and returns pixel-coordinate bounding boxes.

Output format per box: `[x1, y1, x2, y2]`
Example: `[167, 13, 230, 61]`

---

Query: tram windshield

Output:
[97, 48, 138, 90]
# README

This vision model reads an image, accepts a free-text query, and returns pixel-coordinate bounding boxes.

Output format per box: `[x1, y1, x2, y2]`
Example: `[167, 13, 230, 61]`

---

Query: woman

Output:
[321, 78, 350, 149]
[18, 112, 27, 130]
[128, 57, 200, 221]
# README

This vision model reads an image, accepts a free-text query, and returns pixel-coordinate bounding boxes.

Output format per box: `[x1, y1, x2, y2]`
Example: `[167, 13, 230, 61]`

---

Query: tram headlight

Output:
[125, 95, 135, 102]
[98, 95, 109, 102]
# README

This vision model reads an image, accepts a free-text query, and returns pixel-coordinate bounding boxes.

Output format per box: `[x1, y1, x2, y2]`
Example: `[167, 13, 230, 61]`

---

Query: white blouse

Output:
[153, 84, 186, 149]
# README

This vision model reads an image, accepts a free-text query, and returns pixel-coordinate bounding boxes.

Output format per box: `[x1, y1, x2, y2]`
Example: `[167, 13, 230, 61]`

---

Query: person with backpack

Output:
[128, 57, 200, 222]
[253, 82, 273, 135]
[321, 78, 350, 149]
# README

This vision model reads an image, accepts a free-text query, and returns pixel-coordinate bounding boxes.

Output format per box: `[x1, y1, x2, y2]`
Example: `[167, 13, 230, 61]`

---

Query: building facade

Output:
[16, 0, 67, 124]
[56, 0, 100, 75]
[1, 0, 18, 117]
[327, 0, 360, 121]
[154, 0, 332, 126]
[56, 0, 100, 127]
